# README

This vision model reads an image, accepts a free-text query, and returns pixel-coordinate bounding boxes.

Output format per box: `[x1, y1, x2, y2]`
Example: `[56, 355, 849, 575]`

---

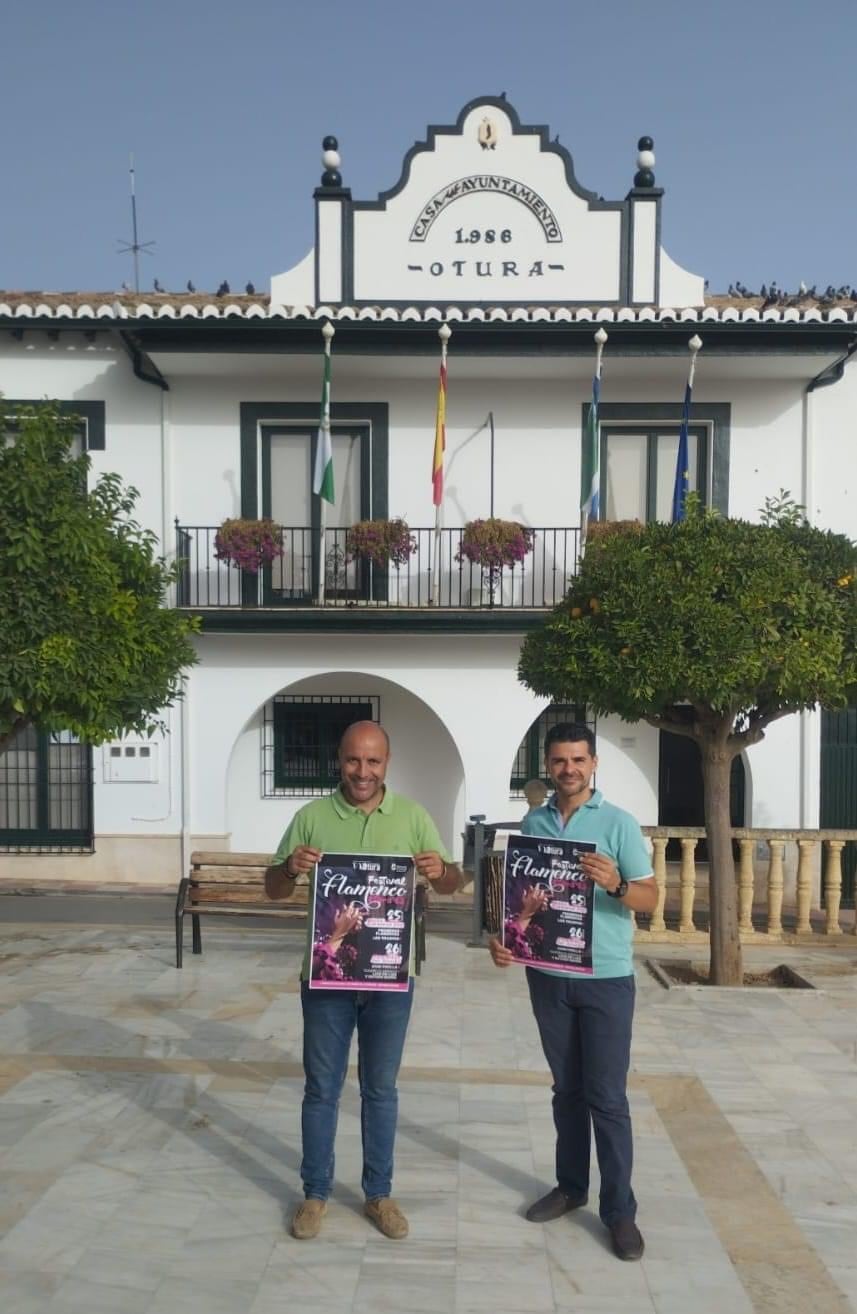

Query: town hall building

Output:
[1, 95, 855, 906]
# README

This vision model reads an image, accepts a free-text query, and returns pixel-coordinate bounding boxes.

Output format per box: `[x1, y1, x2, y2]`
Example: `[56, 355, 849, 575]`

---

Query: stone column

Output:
[795, 839, 815, 935]
[678, 838, 697, 934]
[824, 840, 844, 936]
[766, 839, 785, 938]
[737, 839, 755, 936]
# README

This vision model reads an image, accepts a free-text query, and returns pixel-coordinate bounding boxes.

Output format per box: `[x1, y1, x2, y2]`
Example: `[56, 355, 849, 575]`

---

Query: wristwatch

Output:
[606, 876, 628, 900]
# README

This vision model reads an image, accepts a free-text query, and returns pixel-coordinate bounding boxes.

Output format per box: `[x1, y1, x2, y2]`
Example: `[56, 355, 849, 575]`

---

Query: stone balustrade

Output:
[638, 827, 857, 942]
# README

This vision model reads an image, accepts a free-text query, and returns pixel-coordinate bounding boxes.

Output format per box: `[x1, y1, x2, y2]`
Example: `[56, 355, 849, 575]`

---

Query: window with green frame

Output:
[263, 695, 381, 797]
[0, 725, 93, 852]
[585, 401, 731, 522]
[509, 704, 592, 795]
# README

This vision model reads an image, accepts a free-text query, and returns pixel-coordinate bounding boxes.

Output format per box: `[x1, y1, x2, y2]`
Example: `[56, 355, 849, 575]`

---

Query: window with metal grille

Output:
[262, 695, 381, 797]
[0, 725, 93, 852]
[509, 704, 593, 796]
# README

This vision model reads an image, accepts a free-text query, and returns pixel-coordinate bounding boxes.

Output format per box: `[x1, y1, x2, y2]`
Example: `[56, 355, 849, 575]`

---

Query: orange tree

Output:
[518, 496, 857, 985]
[0, 403, 199, 752]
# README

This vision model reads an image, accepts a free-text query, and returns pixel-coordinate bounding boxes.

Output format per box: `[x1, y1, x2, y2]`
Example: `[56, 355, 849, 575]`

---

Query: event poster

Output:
[501, 833, 596, 975]
[308, 852, 415, 992]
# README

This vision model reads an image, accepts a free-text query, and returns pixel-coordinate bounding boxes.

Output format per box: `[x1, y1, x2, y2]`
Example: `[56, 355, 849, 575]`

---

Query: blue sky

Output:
[3, 0, 855, 297]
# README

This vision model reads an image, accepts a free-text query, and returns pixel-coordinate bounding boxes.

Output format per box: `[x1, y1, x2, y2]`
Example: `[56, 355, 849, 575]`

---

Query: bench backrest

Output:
[189, 851, 308, 907]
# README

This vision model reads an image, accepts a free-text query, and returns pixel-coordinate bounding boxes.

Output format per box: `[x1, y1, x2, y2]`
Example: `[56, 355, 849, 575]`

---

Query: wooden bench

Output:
[175, 850, 427, 972]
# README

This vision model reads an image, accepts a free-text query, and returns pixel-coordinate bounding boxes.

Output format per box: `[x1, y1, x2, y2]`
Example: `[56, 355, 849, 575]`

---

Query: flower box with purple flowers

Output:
[456, 518, 535, 570]
[214, 518, 284, 574]
[345, 518, 416, 568]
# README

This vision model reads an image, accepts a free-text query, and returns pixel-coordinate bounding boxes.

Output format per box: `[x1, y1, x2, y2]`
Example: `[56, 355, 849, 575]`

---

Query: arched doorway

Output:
[224, 671, 466, 857]
[658, 727, 746, 860]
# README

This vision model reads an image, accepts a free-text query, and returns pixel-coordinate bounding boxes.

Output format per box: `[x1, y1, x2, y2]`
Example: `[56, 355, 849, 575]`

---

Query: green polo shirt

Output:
[522, 789, 653, 978]
[273, 786, 451, 978]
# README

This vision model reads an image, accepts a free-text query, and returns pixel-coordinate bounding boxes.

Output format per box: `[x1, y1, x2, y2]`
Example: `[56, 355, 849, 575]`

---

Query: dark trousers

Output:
[526, 969, 637, 1225]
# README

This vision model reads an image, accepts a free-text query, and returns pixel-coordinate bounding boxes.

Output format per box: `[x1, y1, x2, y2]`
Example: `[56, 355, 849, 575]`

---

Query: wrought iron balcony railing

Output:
[174, 524, 580, 610]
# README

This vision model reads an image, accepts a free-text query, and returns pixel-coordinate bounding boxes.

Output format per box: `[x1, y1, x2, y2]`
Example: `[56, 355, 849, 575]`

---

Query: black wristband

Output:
[606, 876, 628, 900]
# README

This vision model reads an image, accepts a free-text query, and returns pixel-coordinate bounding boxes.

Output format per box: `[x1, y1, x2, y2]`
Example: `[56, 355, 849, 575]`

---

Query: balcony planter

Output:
[345, 518, 417, 569]
[213, 517, 284, 574]
[456, 518, 535, 605]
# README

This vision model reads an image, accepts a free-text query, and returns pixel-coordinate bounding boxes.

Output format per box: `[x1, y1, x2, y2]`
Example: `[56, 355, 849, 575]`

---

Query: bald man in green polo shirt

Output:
[265, 721, 460, 1242]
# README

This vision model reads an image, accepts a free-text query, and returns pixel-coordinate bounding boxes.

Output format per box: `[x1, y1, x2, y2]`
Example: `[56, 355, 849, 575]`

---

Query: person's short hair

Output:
[543, 722, 596, 757]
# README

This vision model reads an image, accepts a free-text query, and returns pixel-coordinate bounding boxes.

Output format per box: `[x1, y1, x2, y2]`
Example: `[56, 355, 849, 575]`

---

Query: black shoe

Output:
[609, 1217, 644, 1261]
[525, 1187, 588, 1223]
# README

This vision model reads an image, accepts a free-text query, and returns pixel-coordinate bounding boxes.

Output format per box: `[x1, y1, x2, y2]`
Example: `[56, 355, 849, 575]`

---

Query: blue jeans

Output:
[300, 981, 414, 1201]
[526, 969, 637, 1225]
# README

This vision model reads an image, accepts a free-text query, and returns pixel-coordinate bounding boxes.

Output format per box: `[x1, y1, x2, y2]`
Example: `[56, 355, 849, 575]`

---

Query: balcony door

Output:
[262, 425, 369, 601]
[602, 424, 708, 522]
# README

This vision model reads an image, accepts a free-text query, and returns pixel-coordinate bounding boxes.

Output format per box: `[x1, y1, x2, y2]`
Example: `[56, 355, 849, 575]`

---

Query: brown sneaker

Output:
[291, 1198, 327, 1239]
[364, 1196, 409, 1240]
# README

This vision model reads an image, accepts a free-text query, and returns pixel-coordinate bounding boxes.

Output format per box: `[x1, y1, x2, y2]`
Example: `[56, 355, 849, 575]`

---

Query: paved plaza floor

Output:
[1, 901, 856, 1314]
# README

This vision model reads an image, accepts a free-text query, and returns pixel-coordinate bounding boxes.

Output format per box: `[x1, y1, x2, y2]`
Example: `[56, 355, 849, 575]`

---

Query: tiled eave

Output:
[2, 293, 857, 327]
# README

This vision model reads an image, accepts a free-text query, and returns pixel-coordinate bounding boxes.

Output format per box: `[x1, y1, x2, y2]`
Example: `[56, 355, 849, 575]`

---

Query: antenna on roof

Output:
[116, 155, 155, 292]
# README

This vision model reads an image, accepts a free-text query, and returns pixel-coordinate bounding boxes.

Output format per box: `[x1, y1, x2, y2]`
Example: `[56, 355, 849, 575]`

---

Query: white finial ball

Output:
[688, 334, 702, 353]
[322, 148, 341, 170]
[637, 148, 655, 170]
[438, 322, 452, 344]
[594, 327, 608, 345]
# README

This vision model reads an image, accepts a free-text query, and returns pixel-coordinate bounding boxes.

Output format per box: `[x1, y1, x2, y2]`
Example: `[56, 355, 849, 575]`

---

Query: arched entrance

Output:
[658, 728, 746, 860]
[224, 671, 466, 857]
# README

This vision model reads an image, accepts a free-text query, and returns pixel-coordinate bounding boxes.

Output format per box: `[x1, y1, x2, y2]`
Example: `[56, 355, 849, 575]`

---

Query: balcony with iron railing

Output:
[174, 523, 580, 612]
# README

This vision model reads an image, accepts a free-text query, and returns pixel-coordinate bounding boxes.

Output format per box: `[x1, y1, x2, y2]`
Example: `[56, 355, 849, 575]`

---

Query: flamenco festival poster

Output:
[308, 852, 415, 991]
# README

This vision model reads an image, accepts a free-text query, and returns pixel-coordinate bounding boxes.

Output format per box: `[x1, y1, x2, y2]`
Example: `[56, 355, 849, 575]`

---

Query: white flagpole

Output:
[316, 320, 334, 605]
[580, 326, 608, 551]
[432, 322, 451, 607]
[687, 332, 702, 389]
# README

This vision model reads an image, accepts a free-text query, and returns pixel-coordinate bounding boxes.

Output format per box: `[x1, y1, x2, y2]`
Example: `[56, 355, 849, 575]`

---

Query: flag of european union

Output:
[671, 380, 692, 522]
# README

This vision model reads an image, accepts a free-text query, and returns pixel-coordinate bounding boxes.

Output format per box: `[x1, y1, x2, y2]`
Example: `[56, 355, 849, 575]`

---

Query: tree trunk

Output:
[700, 741, 743, 985]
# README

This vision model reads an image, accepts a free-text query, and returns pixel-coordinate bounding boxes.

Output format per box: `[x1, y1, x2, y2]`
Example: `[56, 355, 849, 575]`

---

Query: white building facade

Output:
[1, 95, 855, 893]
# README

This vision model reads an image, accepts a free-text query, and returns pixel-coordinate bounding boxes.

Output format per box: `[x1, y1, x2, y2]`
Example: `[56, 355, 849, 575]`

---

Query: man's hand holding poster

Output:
[309, 853, 415, 991]
[501, 833, 596, 975]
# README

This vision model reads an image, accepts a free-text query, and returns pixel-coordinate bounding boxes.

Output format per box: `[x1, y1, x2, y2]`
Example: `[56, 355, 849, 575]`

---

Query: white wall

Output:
[809, 364, 857, 535]
[0, 336, 165, 540]
[226, 671, 466, 855]
[187, 632, 547, 856]
[2, 333, 848, 882]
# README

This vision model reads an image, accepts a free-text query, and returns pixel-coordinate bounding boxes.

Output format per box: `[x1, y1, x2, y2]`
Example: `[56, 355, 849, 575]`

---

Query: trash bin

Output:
[463, 822, 497, 872]
[482, 853, 505, 935]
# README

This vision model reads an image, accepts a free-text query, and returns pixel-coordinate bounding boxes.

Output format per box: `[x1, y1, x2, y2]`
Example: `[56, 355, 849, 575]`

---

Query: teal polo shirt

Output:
[273, 786, 451, 978]
[521, 789, 652, 979]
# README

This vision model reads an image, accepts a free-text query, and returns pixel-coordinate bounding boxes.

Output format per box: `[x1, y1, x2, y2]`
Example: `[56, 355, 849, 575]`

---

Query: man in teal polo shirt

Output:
[265, 721, 459, 1242]
[489, 722, 657, 1261]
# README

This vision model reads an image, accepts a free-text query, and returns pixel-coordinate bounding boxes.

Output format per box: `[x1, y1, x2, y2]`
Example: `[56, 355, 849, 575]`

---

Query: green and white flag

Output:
[313, 350, 334, 503]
